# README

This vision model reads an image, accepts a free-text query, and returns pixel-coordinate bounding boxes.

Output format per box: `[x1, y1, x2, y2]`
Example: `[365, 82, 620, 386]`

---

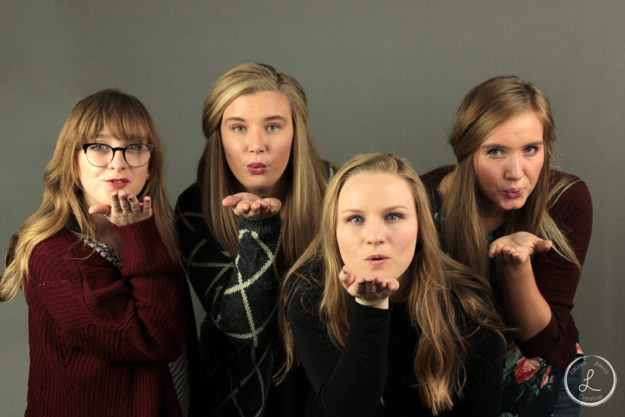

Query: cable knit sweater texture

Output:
[24, 217, 186, 417]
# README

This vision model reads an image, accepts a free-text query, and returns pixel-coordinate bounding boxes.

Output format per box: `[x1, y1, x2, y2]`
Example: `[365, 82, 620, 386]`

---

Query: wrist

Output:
[356, 297, 389, 310]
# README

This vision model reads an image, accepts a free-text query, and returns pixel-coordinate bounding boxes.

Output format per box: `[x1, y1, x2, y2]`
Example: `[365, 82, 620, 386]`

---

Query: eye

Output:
[126, 143, 144, 151]
[486, 148, 503, 156]
[347, 215, 363, 224]
[88, 143, 109, 152]
[524, 145, 539, 155]
[386, 213, 403, 222]
[266, 124, 280, 132]
[233, 125, 246, 133]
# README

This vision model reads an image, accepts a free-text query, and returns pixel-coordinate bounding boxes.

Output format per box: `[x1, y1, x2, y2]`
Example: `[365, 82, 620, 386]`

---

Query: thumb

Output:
[222, 194, 243, 207]
[88, 204, 111, 216]
[535, 239, 553, 253]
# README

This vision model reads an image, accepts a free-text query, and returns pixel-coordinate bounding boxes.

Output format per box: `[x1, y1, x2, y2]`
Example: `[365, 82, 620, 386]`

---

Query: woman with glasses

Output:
[1, 89, 188, 417]
[421, 76, 593, 417]
[175, 63, 333, 416]
[279, 153, 505, 416]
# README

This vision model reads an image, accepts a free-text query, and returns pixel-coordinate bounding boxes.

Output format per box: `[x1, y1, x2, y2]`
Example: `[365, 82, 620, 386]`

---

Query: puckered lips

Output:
[503, 187, 524, 199]
[247, 162, 267, 174]
[365, 254, 389, 268]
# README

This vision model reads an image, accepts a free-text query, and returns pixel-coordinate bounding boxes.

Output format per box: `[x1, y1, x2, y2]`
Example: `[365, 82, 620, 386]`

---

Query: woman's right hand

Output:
[489, 231, 552, 265]
[222, 192, 282, 220]
[88, 191, 152, 226]
[339, 265, 399, 309]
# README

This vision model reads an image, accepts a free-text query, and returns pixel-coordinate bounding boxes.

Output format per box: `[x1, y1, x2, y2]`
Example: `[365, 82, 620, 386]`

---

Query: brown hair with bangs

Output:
[2, 89, 177, 301]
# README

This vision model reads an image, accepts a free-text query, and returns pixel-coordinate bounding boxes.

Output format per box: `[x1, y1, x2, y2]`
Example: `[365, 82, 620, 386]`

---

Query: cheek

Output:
[336, 227, 357, 260]
[474, 159, 499, 190]
[276, 135, 293, 165]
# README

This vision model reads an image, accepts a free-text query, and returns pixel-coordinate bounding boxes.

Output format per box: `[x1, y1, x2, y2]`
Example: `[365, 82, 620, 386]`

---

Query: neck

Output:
[92, 215, 123, 253]
[478, 195, 507, 234]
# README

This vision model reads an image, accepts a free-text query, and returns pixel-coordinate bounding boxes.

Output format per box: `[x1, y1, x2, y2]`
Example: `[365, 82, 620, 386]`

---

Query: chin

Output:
[502, 200, 527, 211]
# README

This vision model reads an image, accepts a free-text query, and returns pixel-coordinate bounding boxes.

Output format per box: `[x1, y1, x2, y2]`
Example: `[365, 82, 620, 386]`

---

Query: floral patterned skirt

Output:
[500, 343, 582, 417]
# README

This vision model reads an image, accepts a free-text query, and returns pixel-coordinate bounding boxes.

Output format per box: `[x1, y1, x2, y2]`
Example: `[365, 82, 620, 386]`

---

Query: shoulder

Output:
[175, 183, 208, 235]
[285, 261, 324, 316]
[176, 183, 202, 213]
[31, 230, 82, 260]
[548, 170, 592, 224]
[420, 165, 453, 188]
[29, 230, 84, 281]
[549, 170, 591, 203]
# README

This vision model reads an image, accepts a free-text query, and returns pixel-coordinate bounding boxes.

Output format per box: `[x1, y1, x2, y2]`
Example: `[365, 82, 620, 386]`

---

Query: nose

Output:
[248, 129, 266, 154]
[108, 148, 129, 170]
[504, 154, 522, 181]
[365, 218, 385, 245]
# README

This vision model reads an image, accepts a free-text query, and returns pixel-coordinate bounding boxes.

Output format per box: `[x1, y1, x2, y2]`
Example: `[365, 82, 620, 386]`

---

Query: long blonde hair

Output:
[197, 63, 328, 269]
[442, 76, 580, 278]
[279, 153, 504, 414]
[1, 89, 177, 302]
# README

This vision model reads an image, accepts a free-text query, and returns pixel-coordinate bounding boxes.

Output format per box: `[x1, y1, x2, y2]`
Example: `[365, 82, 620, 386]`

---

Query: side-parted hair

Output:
[279, 153, 504, 415]
[1, 89, 177, 301]
[197, 63, 328, 269]
[443, 76, 580, 277]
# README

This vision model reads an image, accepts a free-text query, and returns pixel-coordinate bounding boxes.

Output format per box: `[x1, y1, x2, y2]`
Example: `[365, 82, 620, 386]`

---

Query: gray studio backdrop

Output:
[1, 1, 623, 416]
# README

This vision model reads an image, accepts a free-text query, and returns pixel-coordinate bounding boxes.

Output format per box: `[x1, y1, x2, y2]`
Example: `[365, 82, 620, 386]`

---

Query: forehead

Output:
[87, 121, 150, 145]
[338, 172, 415, 209]
[223, 90, 291, 119]
[482, 110, 544, 146]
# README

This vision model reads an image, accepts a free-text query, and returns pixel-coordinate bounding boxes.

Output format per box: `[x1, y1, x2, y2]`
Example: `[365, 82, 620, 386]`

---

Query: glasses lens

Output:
[124, 144, 152, 167]
[85, 144, 113, 167]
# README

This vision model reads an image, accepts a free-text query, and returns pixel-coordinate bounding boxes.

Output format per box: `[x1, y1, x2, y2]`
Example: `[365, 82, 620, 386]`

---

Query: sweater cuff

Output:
[348, 301, 392, 341]
[238, 214, 282, 235]
[516, 314, 577, 370]
[113, 217, 177, 276]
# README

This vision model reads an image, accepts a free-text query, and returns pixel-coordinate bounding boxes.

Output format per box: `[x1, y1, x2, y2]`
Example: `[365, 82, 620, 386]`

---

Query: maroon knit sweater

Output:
[421, 166, 593, 370]
[24, 217, 185, 417]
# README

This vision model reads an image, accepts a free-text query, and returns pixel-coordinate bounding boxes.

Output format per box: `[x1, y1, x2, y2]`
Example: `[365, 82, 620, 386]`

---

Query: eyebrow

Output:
[339, 205, 410, 214]
[223, 115, 289, 124]
[481, 140, 543, 149]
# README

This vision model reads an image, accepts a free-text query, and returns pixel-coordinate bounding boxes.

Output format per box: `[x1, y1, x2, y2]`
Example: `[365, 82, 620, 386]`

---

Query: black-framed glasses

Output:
[77, 143, 155, 167]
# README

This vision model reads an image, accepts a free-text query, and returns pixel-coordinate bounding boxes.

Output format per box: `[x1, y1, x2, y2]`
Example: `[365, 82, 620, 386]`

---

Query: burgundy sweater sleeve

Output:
[516, 176, 593, 369]
[28, 217, 186, 364]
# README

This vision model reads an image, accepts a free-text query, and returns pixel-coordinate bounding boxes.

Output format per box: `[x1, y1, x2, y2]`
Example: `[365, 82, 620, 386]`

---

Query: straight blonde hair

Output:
[197, 63, 328, 270]
[1, 89, 177, 301]
[442, 76, 580, 278]
[279, 153, 504, 415]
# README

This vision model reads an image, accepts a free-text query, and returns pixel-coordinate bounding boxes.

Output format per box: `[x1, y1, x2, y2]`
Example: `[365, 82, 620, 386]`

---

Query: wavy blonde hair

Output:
[197, 63, 328, 269]
[1, 89, 177, 301]
[442, 76, 580, 278]
[279, 153, 504, 414]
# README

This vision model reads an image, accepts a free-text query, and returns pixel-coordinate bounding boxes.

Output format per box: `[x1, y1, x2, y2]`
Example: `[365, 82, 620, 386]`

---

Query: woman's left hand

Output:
[489, 231, 552, 264]
[88, 191, 152, 226]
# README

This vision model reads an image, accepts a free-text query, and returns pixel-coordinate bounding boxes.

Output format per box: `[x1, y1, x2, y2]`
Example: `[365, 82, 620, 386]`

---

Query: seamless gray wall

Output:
[1, 1, 623, 416]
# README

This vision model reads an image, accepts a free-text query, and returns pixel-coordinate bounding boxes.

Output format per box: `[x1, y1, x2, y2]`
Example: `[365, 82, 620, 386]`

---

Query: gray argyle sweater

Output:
[175, 184, 285, 417]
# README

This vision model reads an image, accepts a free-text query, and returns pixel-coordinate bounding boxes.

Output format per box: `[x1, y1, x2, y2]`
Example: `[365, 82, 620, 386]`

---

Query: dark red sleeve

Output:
[516, 176, 593, 369]
[28, 217, 186, 363]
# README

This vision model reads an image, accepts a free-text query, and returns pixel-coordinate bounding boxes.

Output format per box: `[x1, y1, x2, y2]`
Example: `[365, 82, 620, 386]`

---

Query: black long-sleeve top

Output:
[286, 271, 504, 417]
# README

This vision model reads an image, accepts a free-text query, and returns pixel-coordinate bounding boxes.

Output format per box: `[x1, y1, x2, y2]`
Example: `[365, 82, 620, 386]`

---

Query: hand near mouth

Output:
[339, 265, 399, 310]
[489, 231, 552, 265]
[89, 191, 152, 226]
[223, 192, 282, 220]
